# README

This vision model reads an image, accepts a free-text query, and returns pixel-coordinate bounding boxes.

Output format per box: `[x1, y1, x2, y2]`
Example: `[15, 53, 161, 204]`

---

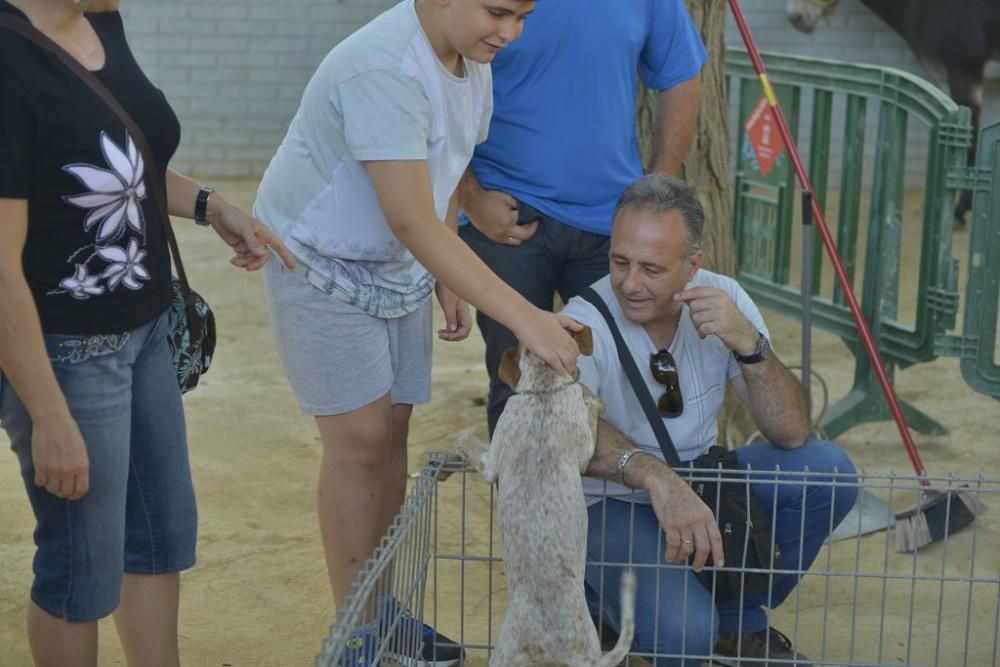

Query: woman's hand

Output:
[32, 412, 90, 500]
[208, 197, 296, 271]
[435, 283, 472, 342]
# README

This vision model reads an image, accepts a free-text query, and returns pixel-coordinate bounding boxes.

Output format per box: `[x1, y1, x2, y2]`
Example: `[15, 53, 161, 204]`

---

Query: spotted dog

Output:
[455, 327, 636, 667]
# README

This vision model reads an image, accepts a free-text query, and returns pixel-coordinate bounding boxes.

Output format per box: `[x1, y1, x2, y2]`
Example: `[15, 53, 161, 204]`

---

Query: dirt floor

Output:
[1, 180, 997, 666]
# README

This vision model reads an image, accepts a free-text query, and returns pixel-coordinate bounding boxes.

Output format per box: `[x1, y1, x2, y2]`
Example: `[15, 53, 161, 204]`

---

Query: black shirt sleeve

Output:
[0, 63, 34, 198]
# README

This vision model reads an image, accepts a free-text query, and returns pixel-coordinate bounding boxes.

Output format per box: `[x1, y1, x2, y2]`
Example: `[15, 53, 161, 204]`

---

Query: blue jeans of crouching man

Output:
[585, 439, 857, 666]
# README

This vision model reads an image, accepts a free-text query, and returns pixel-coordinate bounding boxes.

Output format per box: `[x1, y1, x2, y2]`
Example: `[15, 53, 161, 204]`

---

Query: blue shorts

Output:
[0, 310, 197, 622]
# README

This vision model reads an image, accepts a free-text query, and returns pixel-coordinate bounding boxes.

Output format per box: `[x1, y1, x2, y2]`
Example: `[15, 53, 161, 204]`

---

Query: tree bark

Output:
[637, 1, 753, 443]
[636, 0, 736, 276]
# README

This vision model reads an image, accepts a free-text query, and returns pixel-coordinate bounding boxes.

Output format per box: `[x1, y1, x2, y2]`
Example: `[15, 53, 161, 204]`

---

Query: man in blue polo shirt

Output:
[458, 0, 707, 435]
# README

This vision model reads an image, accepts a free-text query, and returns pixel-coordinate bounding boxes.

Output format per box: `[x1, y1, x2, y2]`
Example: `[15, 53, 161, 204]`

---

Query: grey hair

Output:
[612, 174, 704, 257]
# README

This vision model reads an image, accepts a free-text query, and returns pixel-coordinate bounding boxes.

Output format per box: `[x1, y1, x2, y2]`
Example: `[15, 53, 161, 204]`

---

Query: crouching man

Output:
[561, 175, 858, 666]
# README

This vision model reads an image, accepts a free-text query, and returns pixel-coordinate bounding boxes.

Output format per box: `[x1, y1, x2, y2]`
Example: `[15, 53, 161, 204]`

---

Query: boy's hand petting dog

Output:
[512, 310, 582, 378]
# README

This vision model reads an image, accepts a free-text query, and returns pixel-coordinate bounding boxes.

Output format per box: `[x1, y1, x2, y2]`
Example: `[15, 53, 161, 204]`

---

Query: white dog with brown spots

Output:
[455, 327, 636, 667]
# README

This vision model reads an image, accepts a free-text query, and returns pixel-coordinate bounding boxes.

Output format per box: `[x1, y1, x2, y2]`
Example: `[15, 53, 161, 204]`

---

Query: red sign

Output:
[744, 95, 785, 177]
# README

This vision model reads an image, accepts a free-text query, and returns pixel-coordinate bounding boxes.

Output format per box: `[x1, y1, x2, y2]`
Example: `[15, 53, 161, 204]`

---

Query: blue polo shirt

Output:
[468, 0, 707, 235]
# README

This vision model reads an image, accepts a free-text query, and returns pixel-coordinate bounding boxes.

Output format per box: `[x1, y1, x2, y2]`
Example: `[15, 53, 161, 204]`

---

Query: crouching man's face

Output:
[609, 206, 703, 330]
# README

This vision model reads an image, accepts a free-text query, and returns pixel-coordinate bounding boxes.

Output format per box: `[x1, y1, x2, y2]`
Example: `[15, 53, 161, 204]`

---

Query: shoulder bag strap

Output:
[0, 14, 192, 297]
[578, 287, 683, 468]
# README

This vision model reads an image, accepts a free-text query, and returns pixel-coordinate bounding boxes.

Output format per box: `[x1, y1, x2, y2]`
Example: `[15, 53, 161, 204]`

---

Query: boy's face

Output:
[609, 207, 704, 330]
[441, 0, 536, 64]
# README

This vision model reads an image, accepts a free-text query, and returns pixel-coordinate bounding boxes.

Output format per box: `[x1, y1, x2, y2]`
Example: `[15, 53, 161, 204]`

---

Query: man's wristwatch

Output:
[194, 186, 216, 227]
[733, 330, 771, 365]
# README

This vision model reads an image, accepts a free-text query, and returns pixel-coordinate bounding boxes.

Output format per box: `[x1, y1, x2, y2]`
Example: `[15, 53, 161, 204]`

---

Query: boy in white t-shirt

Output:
[254, 1, 577, 664]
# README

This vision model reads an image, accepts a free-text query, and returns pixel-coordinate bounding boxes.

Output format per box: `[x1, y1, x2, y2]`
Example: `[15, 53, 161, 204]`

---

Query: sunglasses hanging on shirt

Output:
[649, 349, 683, 418]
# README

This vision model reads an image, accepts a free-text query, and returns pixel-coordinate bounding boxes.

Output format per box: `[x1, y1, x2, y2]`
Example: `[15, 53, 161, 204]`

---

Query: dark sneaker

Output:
[713, 627, 812, 667]
[379, 597, 464, 667]
[340, 627, 379, 667]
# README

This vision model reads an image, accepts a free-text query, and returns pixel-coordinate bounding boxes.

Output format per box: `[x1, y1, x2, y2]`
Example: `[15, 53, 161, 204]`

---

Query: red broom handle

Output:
[726, 0, 928, 479]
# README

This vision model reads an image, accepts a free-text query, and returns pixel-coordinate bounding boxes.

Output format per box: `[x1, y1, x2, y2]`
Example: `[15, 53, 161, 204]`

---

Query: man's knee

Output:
[793, 439, 859, 523]
[801, 438, 856, 478]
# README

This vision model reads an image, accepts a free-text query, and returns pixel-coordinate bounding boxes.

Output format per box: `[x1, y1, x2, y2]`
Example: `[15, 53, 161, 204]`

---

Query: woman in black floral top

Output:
[0, 1, 293, 664]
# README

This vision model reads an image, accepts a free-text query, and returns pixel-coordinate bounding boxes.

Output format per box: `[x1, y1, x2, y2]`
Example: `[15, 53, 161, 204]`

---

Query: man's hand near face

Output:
[675, 286, 759, 356]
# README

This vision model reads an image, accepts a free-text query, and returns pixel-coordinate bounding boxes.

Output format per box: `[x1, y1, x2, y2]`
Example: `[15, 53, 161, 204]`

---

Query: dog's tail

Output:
[597, 569, 636, 667]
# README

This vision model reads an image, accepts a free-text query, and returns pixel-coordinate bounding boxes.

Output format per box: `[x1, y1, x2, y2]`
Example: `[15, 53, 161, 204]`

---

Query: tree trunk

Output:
[636, 0, 736, 276]
[637, 1, 753, 443]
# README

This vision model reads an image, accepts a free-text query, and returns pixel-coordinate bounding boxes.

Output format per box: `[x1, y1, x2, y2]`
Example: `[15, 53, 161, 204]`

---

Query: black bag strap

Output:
[578, 287, 684, 468]
[0, 14, 193, 302]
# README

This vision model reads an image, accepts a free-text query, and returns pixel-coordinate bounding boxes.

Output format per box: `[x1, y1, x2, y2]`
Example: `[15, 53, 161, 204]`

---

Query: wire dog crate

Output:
[318, 451, 1000, 667]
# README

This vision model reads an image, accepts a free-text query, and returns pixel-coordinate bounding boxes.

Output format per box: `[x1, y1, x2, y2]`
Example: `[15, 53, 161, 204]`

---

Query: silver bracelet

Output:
[615, 447, 646, 487]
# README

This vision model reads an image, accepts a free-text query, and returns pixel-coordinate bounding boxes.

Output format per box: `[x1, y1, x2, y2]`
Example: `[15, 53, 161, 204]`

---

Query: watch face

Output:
[757, 334, 772, 359]
[736, 331, 770, 364]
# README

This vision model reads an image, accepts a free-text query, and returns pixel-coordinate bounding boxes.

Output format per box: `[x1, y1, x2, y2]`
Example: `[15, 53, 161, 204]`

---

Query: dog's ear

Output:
[572, 326, 593, 356]
[498, 346, 521, 389]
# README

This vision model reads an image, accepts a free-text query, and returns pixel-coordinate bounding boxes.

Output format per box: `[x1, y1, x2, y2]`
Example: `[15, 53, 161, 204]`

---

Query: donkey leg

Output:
[947, 62, 984, 223]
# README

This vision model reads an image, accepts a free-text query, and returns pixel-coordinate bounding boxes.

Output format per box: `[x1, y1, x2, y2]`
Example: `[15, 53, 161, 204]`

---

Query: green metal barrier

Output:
[936, 122, 1000, 398]
[725, 48, 999, 438]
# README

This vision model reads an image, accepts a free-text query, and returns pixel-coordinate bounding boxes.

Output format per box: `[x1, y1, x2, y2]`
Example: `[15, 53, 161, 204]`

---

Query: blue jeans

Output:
[459, 206, 609, 434]
[0, 311, 197, 621]
[584, 439, 858, 666]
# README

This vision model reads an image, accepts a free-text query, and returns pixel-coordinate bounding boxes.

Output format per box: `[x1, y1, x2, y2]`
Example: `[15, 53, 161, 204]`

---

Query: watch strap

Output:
[734, 331, 768, 364]
[194, 186, 215, 226]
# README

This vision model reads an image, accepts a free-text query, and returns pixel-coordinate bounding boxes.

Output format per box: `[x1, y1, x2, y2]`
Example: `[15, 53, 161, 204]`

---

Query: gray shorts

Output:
[263, 261, 432, 416]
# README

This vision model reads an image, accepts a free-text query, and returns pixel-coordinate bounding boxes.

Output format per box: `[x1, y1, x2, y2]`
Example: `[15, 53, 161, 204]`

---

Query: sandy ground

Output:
[1, 179, 998, 666]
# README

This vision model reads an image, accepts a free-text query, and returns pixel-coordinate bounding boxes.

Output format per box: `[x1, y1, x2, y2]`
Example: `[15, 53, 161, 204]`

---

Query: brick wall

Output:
[120, 0, 997, 179]
[119, 0, 398, 178]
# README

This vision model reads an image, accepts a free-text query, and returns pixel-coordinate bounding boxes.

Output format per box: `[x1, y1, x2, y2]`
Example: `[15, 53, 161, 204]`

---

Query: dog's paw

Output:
[453, 428, 485, 459]
[453, 428, 490, 468]
[583, 394, 605, 447]
[453, 429, 499, 484]
[583, 394, 605, 418]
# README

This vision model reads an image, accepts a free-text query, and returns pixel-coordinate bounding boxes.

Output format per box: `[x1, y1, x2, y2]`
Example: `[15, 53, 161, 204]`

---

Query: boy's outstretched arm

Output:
[366, 159, 580, 376]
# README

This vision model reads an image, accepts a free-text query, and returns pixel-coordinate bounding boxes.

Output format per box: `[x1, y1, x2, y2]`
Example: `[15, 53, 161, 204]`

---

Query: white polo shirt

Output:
[560, 271, 770, 505]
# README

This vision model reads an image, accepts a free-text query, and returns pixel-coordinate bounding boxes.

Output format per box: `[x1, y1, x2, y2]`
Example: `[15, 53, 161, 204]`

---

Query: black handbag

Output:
[579, 287, 778, 601]
[1, 16, 216, 393]
[685, 445, 779, 600]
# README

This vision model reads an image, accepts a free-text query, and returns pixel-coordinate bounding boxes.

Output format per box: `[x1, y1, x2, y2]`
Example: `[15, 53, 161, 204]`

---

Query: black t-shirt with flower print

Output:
[0, 2, 178, 334]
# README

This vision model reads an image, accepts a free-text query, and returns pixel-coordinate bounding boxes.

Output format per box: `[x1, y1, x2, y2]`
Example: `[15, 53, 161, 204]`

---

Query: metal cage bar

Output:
[320, 452, 1000, 666]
